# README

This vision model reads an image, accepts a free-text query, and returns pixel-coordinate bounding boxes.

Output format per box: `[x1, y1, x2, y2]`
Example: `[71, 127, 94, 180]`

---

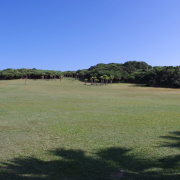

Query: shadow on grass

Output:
[158, 131, 180, 171]
[0, 132, 180, 179]
[130, 84, 147, 87]
[130, 83, 180, 89]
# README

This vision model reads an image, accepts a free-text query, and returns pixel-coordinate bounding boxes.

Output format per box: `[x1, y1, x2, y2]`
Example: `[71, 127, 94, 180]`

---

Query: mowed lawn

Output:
[0, 79, 180, 179]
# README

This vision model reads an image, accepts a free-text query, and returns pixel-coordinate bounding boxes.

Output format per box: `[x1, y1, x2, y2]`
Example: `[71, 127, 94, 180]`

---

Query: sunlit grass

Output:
[0, 79, 180, 179]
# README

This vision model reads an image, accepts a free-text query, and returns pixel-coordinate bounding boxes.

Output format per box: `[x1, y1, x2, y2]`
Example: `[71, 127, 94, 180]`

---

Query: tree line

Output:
[1, 61, 180, 88]
[0, 68, 63, 80]
[74, 61, 180, 88]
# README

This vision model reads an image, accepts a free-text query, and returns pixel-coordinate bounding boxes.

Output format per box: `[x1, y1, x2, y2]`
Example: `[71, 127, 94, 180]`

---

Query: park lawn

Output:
[0, 79, 180, 179]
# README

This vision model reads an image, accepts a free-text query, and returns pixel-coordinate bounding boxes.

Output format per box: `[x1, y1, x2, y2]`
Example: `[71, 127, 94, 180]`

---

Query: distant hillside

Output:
[64, 61, 180, 88]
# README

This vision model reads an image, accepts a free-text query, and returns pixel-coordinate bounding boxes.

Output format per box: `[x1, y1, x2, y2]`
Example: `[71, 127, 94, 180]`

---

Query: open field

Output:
[0, 79, 180, 179]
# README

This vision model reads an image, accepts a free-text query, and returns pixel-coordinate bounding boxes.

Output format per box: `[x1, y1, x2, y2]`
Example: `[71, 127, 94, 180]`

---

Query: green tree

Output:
[84, 79, 88, 85]
[95, 78, 99, 85]
[103, 75, 107, 85]
[109, 75, 114, 84]
[99, 76, 104, 85]
[105, 76, 109, 85]
[25, 69, 28, 85]
[90, 76, 95, 85]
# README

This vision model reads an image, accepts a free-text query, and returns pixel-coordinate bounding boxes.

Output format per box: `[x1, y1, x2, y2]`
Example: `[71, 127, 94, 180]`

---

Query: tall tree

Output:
[25, 69, 28, 85]
[109, 75, 114, 84]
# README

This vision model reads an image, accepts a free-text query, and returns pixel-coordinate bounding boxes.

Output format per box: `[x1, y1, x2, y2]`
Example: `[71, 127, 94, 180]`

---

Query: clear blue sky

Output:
[0, 0, 180, 71]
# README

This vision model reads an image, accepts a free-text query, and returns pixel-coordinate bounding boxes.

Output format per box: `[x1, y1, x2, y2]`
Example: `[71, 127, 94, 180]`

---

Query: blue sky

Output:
[0, 0, 180, 71]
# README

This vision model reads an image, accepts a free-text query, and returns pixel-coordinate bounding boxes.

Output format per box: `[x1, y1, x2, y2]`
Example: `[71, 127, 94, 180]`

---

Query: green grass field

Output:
[0, 79, 180, 179]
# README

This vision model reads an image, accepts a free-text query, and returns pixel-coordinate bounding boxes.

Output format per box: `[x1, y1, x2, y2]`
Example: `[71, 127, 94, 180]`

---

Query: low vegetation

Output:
[0, 79, 179, 179]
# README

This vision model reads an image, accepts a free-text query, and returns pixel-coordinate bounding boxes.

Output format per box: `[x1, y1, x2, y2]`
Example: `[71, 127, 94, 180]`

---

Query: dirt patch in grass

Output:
[0, 126, 14, 132]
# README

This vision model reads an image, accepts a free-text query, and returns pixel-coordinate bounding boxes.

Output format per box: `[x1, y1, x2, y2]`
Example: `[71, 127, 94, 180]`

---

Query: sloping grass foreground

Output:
[0, 79, 180, 179]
